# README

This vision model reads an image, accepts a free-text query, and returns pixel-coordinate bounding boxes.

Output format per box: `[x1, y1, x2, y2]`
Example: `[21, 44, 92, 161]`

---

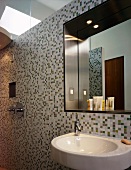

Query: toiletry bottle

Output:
[94, 101, 98, 111]
[89, 99, 93, 110]
[108, 97, 114, 110]
[101, 100, 105, 111]
[87, 100, 90, 110]
[93, 96, 97, 111]
[106, 99, 109, 110]
[87, 99, 93, 110]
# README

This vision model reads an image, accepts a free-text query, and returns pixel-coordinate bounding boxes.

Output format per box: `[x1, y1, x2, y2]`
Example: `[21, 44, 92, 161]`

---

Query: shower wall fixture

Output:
[8, 102, 24, 116]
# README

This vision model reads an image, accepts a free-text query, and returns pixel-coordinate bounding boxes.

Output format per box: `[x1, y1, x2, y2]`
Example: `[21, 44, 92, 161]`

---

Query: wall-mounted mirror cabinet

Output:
[64, 0, 131, 113]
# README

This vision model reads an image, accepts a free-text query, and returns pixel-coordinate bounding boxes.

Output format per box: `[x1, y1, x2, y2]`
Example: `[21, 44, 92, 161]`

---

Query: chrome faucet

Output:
[74, 120, 81, 136]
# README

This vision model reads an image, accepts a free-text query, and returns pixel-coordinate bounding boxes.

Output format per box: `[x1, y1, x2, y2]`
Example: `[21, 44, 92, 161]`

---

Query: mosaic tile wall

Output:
[0, 0, 131, 170]
[89, 47, 102, 98]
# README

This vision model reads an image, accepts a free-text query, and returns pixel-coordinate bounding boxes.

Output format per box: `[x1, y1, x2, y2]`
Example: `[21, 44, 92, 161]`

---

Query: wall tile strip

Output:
[89, 47, 102, 98]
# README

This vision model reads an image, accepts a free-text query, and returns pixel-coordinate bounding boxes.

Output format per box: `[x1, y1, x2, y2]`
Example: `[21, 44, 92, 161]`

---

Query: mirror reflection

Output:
[64, 0, 131, 112]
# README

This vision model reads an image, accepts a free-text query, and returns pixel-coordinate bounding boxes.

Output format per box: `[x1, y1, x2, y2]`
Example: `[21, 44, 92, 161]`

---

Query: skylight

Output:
[0, 6, 41, 36]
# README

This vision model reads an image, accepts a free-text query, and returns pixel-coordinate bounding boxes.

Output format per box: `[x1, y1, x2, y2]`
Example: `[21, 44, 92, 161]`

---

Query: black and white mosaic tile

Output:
[0, 0, 131, 170]
[89, 47, 102, 98]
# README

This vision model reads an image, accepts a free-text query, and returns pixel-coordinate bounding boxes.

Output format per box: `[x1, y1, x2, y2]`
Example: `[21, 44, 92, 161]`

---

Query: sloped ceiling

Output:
[37, 0, 73, 11]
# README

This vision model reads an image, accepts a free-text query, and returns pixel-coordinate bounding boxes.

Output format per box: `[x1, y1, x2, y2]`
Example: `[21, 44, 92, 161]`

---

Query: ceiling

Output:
[36, 0, 73, 11]
[65, 0, 131, 40]
[0, 0, 73, 40]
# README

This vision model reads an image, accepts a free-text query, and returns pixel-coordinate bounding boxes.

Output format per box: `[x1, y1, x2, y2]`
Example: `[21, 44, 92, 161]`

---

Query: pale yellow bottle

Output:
[102, 100, 105, 111]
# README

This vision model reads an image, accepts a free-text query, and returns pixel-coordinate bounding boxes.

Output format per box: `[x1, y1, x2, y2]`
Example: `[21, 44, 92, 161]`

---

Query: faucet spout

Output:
[74, 120, 81, 136]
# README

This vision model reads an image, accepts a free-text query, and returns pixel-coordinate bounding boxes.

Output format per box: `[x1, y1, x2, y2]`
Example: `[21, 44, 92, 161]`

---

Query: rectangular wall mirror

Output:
[64, 0, 131, 113]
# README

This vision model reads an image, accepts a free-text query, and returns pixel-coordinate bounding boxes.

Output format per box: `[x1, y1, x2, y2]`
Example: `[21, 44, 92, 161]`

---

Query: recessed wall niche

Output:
[9, 82, 16, 98]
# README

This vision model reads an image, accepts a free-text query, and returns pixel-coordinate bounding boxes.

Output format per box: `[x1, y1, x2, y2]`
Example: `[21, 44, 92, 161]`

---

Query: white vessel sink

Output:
[51, 133, 131, 170]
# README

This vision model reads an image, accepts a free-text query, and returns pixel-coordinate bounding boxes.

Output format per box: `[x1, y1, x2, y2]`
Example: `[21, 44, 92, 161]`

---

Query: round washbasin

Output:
[55, 136, 118, 155]
[51, 133, 131, 170]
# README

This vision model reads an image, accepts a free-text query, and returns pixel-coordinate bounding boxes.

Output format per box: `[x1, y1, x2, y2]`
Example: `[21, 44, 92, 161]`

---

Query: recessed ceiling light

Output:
[86, 20, 92, 24]
[93, 24, 99, 28]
